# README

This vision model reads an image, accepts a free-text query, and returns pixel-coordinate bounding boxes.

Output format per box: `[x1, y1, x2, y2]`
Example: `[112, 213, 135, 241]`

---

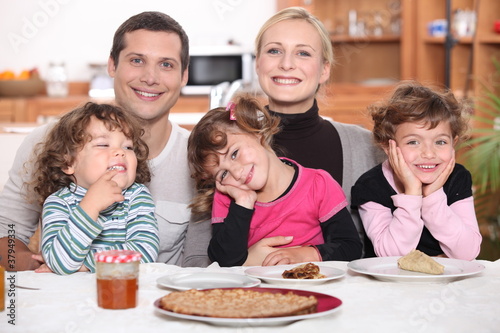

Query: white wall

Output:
[0, 0, 276, 81]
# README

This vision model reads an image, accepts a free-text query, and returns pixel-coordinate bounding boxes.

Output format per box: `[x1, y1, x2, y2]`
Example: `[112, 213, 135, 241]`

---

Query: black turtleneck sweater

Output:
[267, 100, 343, 186]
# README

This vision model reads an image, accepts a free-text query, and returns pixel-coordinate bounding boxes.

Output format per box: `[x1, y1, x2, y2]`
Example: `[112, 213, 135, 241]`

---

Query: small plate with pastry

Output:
[244, 262, 345, 285]
[154, 287, 342, 326]
[347, 250, 485, 282]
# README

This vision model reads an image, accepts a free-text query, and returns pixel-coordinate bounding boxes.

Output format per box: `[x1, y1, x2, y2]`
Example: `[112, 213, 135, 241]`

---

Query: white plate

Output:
[347, 256, 485, 282]
[156, 272, 261, 291]
[244, 264, 345, 285]
[154, 287, 342, 327]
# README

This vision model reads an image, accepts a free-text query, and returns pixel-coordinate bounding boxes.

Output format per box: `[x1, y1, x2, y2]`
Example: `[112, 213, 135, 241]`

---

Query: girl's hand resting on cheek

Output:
[215, 181, 257, 210]
[422, 150, 455, 197]
[387, 139, 422, 196]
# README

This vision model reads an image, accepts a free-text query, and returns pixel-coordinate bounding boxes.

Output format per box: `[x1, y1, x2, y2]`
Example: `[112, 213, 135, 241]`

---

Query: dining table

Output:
[2, 258, 499, 333]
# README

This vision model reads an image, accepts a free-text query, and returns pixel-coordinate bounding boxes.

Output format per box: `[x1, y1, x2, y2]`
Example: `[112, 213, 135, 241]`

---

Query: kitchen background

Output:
[1, 0, 276, 81]
[1, 0, 499, 260]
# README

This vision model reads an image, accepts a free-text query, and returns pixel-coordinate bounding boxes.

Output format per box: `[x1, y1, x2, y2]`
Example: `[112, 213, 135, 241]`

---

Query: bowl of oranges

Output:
[0, 68, 45, 97]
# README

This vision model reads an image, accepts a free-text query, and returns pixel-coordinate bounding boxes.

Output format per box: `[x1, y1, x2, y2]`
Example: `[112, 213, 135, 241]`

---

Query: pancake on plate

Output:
[159, 288, 318, 318]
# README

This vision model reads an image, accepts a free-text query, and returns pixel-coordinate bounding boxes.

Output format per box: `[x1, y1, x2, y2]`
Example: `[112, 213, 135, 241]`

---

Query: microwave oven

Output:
[181, 46, 254, 95]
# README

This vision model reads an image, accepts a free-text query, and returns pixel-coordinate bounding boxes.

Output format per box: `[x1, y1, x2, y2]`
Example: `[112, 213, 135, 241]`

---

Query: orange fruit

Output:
[18, 70, 31, 80]
[0, 70, 15, 80]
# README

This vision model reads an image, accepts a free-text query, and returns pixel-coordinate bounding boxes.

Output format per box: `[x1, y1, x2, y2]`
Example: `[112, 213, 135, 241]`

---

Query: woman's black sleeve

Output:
[207, 201, 254, 267]
[315, 207, 363, 261]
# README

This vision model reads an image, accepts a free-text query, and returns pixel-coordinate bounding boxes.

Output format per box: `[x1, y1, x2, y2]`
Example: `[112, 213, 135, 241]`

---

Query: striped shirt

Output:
[41, 182, 159, 275]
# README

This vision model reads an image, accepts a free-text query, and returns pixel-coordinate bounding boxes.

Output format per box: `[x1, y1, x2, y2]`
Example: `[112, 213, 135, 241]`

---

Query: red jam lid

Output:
[94, 250, 142, 263]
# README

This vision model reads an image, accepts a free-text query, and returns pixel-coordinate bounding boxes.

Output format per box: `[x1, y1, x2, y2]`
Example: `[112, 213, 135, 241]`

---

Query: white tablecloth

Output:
[2, 260, 499, 333]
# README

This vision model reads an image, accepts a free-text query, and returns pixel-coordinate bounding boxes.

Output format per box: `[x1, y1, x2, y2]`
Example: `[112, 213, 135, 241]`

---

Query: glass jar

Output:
[95, 250, 141, 309]
[46, 61, 69, 97]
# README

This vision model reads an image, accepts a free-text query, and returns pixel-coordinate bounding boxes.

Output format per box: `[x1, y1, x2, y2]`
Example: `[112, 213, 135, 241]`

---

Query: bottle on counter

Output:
[95, 250, 141, 310]
[46, 61, 69, 97]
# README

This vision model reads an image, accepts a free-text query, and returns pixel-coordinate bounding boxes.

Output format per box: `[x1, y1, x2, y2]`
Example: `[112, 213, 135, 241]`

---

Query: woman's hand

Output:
[261, 246, 320, 266]
[215, 181, 257, 210]
[387, 139, 422, 196]
[422, 150, 455, 197]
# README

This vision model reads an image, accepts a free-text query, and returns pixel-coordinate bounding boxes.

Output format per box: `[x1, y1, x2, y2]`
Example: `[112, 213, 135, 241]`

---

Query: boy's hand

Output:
[422, 150, 455, 197]
[387, 140, 422, 196]
[79, 169, 124, 221]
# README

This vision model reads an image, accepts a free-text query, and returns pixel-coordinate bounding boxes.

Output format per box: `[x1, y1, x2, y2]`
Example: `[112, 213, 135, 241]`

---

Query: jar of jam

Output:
[95, 250, 141, 309]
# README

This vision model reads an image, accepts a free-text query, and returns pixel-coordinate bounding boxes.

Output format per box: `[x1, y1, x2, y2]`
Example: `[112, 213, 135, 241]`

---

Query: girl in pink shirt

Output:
[351, 81, 482, 260]
[188, 96, 362, 267]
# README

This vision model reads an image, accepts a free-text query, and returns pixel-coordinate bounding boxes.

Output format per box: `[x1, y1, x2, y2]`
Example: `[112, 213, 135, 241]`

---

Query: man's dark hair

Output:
[110, 11, 189, 72]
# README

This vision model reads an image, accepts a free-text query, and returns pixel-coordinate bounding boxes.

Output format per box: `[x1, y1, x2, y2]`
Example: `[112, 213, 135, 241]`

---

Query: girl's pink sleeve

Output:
[312, 170, 348, 222]
[211, 190, 231, 224]
[421, 190, 481, 260]
[359, 195, 424, 257]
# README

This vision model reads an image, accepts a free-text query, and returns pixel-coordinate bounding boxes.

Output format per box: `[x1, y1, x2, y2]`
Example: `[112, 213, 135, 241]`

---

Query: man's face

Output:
[108, 29, 188, 124]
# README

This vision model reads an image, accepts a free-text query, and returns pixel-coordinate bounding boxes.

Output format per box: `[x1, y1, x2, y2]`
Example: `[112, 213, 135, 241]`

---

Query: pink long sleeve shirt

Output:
[358, 161, 482, 260]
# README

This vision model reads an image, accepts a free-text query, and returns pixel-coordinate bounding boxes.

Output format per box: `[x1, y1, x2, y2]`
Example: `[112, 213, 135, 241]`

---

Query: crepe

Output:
[282, 263, 326, 279]
[397, 250, 445, 275]
[159, 288, 317, 318]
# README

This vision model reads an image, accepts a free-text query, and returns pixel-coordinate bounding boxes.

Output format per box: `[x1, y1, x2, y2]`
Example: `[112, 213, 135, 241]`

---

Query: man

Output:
[0, 11, 211, 271]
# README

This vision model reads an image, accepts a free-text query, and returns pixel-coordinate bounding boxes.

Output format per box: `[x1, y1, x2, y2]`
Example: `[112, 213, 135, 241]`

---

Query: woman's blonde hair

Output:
[31, 102, 150, 204]
[187, 95, 281, 217]
[255, 7, 334, 68]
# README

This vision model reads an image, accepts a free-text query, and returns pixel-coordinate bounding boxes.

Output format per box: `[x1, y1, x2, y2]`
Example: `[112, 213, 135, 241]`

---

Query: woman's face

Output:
[256, 19, 330, 114]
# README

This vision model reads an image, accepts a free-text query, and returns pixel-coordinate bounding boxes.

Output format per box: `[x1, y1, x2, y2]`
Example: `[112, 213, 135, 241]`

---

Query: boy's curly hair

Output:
[369, 80, 471, 150]
[187, 95, 281, 218]
[31, 102, 150, 205]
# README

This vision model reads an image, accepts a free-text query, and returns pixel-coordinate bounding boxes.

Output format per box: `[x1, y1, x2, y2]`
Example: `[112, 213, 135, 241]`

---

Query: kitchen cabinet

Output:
[0, 98, 27, 122]
[25, 95, 98, 123]
[277, 0, 410, 85]
[0, 93, 211, 126]
[413, 0, 500, 99]
[171, 95, 210, 114]
[0, 89, 384, 129]
[316, 84, 392, 129]
[277, 0, 500, 98]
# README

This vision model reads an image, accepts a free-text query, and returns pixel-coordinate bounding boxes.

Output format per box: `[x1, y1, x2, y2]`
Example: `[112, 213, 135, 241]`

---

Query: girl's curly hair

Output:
[31, 102, 150, 205]
[369, 81, 471, 150]
[187, 95, 281, 218]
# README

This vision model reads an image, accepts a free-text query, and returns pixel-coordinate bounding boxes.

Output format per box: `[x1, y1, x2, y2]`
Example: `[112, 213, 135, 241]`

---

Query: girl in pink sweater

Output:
[188, 96, 362, 267]
[351, 81, 482, 260]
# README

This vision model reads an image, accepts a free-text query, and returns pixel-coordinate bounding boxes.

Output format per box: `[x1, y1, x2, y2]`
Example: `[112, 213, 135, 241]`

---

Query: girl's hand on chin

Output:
[215, 181, 257, 209]
[422, 150, 455, 197]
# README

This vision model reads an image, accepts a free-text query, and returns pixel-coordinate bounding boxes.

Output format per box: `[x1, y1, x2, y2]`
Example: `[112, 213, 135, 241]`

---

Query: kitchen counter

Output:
[0, 82, 393, 128]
